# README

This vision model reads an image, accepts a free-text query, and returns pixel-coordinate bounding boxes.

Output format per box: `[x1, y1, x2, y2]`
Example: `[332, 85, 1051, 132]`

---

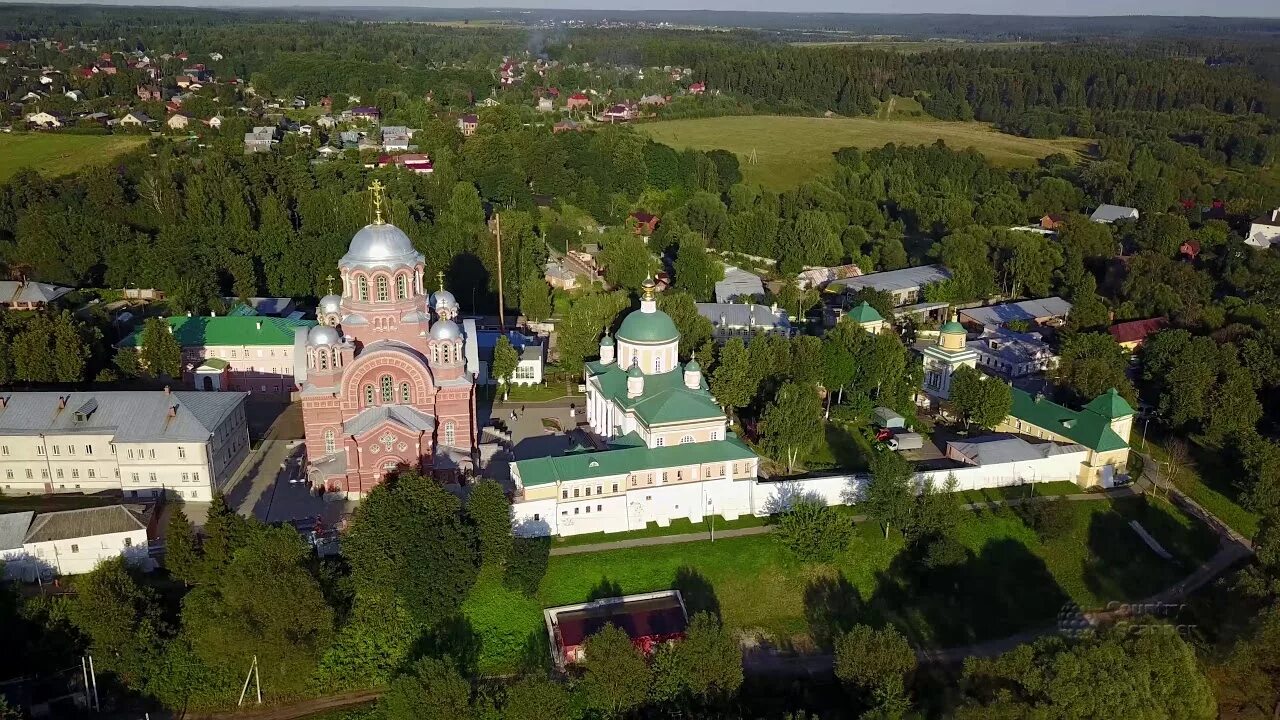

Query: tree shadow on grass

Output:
[518, 627, 553, 675]
[867, 537, 1068, 647]
[803, 573, 865, 650]
[1083, 497, 1188, 602]
[586, 577, 624, 601]
[408, 613, 482, 677]
[672, 565, 721, 619]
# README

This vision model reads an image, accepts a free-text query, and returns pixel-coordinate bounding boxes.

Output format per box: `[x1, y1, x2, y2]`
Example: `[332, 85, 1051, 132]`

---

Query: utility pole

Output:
[238, 655, 262, 706]
[88, 655, 100, 711]
[494, 212, 506, 331]
[81, 657, 91, 710]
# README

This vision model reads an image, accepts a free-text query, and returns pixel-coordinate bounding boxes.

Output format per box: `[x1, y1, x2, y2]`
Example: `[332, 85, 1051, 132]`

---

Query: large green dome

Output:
[616, 307, 680, 344]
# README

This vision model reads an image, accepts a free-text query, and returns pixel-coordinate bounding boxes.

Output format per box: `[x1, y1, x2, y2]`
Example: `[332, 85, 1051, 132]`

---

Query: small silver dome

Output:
[308, 325, 341, 346]
[429, 319, 461, 341]
[430, 288, 458, 310]
[340, 223, 422, 269]
[318, 294, 342, 314]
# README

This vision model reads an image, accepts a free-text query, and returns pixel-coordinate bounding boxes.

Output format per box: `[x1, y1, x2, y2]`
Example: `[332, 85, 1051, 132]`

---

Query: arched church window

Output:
[364, 384, 375, 406]
[400, 382, 411, 403]
[381, 375, 393, 403]
[376, 276, 389, 302]
[432, 344, 440, 365]
[444, 421, 456, 446]
[680, 435, 695, 444]
[324, 428, 336, 454]
[396, 274, 408, 300]
[654, 356, 663, 374]
[358, 276, 369, 301]
[318, 351, 328, 371]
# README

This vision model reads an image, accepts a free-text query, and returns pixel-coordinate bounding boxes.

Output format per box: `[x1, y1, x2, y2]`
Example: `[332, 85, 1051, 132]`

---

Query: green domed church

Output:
[510, 279, 759, 537]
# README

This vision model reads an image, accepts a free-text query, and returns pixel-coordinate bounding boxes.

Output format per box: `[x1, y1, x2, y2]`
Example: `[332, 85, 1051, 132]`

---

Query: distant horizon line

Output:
[0, 2, 1277, 20]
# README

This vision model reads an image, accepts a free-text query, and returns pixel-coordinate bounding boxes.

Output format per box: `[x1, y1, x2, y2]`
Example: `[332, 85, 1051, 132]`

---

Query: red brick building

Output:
[302, 182, 478, 497]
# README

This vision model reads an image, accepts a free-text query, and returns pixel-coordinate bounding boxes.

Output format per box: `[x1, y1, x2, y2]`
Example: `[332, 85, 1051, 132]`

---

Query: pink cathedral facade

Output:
[301, 184, 478, 497]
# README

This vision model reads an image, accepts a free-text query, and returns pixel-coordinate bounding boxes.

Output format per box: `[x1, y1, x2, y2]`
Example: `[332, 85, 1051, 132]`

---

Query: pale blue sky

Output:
[8, 0, 1279, 17]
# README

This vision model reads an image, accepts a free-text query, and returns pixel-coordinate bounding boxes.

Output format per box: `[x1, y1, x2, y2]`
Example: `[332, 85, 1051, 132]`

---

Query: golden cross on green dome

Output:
[369, 180, 386, 225]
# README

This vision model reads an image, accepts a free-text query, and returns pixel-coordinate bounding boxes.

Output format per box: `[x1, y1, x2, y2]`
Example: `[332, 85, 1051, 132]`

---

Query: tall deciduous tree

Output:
[379, 656, 474, 720]
[651, 612, 744, 703]
[950, 366, 1012, 431]
[774, 497, 853, 562]
[556, 291, 630, 374]
[833, 624, 917, 714]
[672, 233, 723, 302]
[519, 276, 552, 322]
[762, 382, 824, 474]
[164, 505, 201, 586]
[69, 557, 166, 691]
[1053, 332, 1137, 407]
[864, 451, 916, 539]
[490, 335, 519, 389]
[579, 624, 652, 718]
[657, 291, 713, 360]
[343, 471, 478, 625]
[466, 479, 511, 568]
[140, 316, 182, 378]
[710, 338, 758, 423]
[503, 675, 571, 720]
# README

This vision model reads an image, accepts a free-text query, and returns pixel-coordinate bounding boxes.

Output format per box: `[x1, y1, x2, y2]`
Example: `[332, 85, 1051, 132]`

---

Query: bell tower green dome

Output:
[616, 309, 680, 344]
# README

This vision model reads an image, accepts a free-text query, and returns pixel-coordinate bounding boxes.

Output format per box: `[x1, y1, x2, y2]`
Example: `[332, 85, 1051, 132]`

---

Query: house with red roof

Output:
[629, 211, 659, 236]
[566, 92, 590, 111]
[1179, 240, 1201, 261]
[689, 82, 706, 95]
[1108, 317, 1169, 351]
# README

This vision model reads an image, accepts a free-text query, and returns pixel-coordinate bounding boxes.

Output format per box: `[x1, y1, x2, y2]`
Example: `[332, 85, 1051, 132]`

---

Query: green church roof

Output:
[585, 360, 724, 427]
[1083, 387, 1135, 419]
[616, 308, 680, 344]
[847, 301, 884, 324]
[514, 432, 757, 486]
[121, 315, 315, 348]
[600, 334, 615, 347]
[941, 319, 966, 334]
[1009, 389, 1129, 453]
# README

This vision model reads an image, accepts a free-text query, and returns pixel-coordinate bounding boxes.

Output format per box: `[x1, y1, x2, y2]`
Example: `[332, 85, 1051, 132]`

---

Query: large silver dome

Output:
[429, 319, 461, 341]
[308, 325, 341, 346]
[340, 223, 423, 269]
[318, 294, 342, 314]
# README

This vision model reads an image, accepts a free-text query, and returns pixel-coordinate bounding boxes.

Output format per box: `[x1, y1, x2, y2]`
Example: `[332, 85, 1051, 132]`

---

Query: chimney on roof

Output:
[168, 404, 178, 418]
[57, 396, 67, 409]
[164, 385, 171, 395]
[1273, 208, 1279, 222]
[256, 320, 262, 330]
[0, 396, 6, 409]
[186, 311, 192, 317]
[210, 310, 216, 317]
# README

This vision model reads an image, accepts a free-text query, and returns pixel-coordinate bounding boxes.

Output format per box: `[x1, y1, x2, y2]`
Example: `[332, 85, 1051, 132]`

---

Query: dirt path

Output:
[186, 689, 382, 720]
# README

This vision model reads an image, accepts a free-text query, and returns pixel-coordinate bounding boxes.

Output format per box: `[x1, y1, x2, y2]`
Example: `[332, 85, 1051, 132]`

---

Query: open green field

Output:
[464, 496, 1217, 673]
[0, 133, 146, 181]
[637, 115, 1089, 190]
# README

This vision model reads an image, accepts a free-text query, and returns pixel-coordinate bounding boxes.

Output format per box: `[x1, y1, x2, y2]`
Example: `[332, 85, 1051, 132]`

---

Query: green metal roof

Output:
[600, 334, 615, 347]
[1009, 389, 1129, 453]
[1083, 387, 1135, 419]
[514, 433, 757, 486]
[616, 308, 680, 344]
[941, 319, 966, 334]
[198, 358, 230, 370]
[847, 301, 884, 324]
[586, 361, 724, 426]
[122, 316, 315, 348]
[227, 303, 259, 317]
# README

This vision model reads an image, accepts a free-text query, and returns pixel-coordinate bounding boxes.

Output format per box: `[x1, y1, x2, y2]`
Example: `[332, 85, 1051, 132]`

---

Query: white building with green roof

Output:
[510, 279, 760, 537]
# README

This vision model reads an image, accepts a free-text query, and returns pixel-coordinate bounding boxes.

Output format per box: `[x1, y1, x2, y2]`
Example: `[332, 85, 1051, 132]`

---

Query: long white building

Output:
[0, 390, 249, 501]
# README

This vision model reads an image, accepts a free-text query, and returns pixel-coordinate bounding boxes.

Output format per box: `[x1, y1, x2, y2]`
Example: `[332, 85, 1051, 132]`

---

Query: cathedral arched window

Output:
[680, 435, 694, 444]
[432, 344, 440, 365]
[318, 351, 328, 371]
[444, 421, 456, 446]
[358, 276, 369, 301]
[381, 375, 393, 403]
[400, 382, 411, 404]
[376, 276, 389, 302]
[324, 428, 336, 454]
[396, 274, 408, 300]
[654, 356, 663, 374]
[364, 384, 375, 406]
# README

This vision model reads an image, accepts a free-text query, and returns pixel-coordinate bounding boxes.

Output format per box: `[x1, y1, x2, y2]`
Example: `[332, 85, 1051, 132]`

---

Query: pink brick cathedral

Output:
[301, 182, 478, 497]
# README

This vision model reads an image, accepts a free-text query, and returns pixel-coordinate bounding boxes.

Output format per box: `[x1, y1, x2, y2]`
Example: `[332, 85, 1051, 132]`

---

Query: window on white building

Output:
[70, 544, 79, 553]
[85, 445, 93, 455]
[178, 447, 186, 459]
[25, 470, 32, 479]
[40, 469, 48, 479]
[71, 469, 79, 479]
[131, 473, 139, 483]
[573, 488, 580, 498]
[36, 446, 45, 456]
[396, 275, 408, 300]
[51, 445, 59, 456]
[655, 437, 664, 447]
[67, 445, 74, 456]
[149, 473, 157, 482]
[182, 473, 189, 481]
[193, 472, 200, 483]
[680, 435, 694, 444]
[123, 538, 132, 548]
[4, 470, 11, 479]
[612, 483, 618, 493]
[88, 469, 95, 479]
[149, 449, 155, 459]
[358, 276, 369, 301]
[0, 445, 6, 455]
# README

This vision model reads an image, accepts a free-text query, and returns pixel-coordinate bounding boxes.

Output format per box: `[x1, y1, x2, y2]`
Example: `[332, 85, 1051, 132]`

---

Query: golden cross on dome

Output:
[641, 275, 656, 301]
[369, 180, 386, 225]
[436, 271, 445, 292]
[325, 274, 334, 295]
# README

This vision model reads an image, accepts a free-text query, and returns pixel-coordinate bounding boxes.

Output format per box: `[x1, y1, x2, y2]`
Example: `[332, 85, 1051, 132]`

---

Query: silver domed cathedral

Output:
[301, 181, 479, 498]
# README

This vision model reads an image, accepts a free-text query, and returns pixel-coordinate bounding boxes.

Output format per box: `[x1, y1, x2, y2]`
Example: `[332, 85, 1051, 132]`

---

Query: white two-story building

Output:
[0, 390, 249, 501]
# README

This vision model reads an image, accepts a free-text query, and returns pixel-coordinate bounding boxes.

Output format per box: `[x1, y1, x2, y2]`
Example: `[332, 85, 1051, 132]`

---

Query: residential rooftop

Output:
[0, 391, 246, 443]
[828, 264, 951, 295]
[121, 315, 314, 348]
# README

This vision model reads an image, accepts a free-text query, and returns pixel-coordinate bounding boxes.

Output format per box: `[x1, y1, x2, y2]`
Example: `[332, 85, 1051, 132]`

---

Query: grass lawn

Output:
[552, 513, 771, 548]
[464, 496, 1216, 673]
[501, 383, 585, 403]
[801, 421, 875, 472]
[636, 115, 1089, 190]
[957, 480, 1084, 505]
[0, 133, 147, 181]
[1143, 435, 1260, 539]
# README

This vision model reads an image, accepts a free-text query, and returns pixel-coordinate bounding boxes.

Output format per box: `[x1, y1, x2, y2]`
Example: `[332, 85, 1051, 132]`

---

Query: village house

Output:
[830, 264, 953, 307]
[119, 111, 152, 128]
[697, 302, 793, 340]
[553, 118, 581, 133]
[24, 111, 63, 128]
[566, 92, 591, 111]
[1039, 214, 1066, 230]
[603, 104, 634, 122]
[244, 126, 276, 154]
[1246, 208, 1280, 249]
[958, 297, 1072, 332]
[969, 327, 1059, 379]
[476, 330, 546, 386]
[64, 89, 85, 102]
[0, 390, 249, 501]
[204, 115, 223, 129]
[381, 125, 412, 151]
[629, 211, 659, 237]
[1089, 204, 1140, 224]
[120, 314, 315, 395]
[166, 114, 191, 131]
[0, 280, 72, 310]
[639, 94, 667, 107]
[715, 266, 765, 303]
[1108, 317, 1169, 351]
[545, 261, 579, 291]
[688, 82, 706, 95]
[376, 153, 434, 174]
[458, 114, 479, 137]
[537, 97, 555, 112]
[345, 106, 382, 123]
[136, 84, 162, 101]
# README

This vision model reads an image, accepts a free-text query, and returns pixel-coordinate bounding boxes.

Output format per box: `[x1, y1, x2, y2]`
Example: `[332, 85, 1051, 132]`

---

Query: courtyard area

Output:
[463, 495, 1218, 674]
